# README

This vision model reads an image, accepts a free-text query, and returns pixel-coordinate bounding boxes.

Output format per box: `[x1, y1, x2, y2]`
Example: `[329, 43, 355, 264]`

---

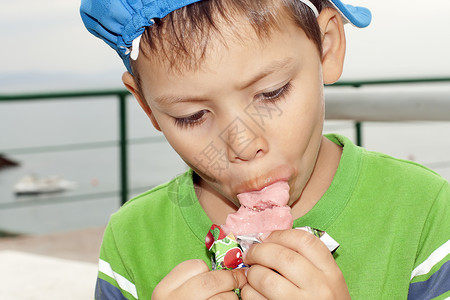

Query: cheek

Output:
[279, 85, 324, 142]
[161, 126, 228, 181]
[163, 131, 202, 162]
[153, 112, 205, 157]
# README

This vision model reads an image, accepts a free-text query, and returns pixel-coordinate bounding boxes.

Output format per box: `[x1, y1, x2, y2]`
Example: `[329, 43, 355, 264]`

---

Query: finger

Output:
[177, 268, 247, 299]
[208, 291, 240, 300]
[264, 229, 337, 271]
[152, 260, 210, 299]
[244, 241, 319, 288]
[157, 259, 210, 291]
[246, 264, 300, 299]
[240, 283, 268, 300]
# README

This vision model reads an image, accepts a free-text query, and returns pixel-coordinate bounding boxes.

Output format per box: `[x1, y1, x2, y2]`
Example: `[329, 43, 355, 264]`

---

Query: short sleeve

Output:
[408, 181, 450, 300]
[95, 223, 139, 300]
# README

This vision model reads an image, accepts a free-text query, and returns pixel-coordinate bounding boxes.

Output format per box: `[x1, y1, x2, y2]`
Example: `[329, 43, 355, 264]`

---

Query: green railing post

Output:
[355, 121, 362, 147]
[351, 83, 363, 147]
[118, 93, 129, 205]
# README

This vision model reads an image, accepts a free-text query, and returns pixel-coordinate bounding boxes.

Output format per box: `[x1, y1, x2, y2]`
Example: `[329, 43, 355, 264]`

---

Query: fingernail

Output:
[244, 267, 250, 277]
[260, 232, 270, 241]
[242, 248, 248, 260]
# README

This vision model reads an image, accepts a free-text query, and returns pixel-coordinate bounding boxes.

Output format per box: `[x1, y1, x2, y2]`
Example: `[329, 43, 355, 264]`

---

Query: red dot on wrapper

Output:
[223, 248, 243, 269]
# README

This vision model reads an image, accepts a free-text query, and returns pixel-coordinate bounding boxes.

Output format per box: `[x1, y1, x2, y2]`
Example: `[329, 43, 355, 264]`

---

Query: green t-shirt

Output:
[95, 134, 450, 299]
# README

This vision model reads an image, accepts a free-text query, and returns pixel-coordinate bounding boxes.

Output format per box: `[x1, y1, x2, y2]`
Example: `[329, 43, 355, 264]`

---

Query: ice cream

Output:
[222, 181, 293, 236]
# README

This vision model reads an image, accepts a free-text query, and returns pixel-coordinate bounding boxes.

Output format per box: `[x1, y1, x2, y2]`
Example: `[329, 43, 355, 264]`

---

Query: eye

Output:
[174, 110, 208, 129]
[258, 82, 292, 102]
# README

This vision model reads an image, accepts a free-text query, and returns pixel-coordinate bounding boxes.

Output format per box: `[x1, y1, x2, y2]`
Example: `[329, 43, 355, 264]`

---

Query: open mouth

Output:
[247, 202, 278, 212]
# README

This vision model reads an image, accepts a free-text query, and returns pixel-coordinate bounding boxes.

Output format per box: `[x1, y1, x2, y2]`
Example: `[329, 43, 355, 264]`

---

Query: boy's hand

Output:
[152, 259, 247, 300]
[241, 229, 350, 300]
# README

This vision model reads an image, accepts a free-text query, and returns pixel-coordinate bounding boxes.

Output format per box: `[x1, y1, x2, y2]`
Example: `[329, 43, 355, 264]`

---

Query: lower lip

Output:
[236, 165, 295, 194]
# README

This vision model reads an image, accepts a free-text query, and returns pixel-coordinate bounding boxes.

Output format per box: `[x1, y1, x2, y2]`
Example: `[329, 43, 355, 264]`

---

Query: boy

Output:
[81, 0, 450, 299]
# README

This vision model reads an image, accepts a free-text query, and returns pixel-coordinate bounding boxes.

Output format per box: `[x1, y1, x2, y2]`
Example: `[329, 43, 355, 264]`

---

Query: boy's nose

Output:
[221, 117, 268, 162]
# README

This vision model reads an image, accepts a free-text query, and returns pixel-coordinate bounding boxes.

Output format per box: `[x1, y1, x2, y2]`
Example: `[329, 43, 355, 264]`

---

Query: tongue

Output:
[237, 181, 290, 209]
[222, 181, 293, 236]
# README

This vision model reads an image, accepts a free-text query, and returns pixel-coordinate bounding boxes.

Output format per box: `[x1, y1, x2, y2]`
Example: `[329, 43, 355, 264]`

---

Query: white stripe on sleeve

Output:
[99, 259, 138, 299]
[411, 240, 450, 280]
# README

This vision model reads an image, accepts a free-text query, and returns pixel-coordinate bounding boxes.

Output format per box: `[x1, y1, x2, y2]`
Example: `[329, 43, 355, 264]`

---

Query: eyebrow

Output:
[237, 57, 294, 90]
[153, 95, 206, 106]
[153, 57, 294, 106]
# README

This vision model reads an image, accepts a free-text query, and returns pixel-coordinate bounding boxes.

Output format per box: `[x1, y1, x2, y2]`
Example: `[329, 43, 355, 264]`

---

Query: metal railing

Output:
[1, 90, 132, 206]
[1, 77, 449, 208]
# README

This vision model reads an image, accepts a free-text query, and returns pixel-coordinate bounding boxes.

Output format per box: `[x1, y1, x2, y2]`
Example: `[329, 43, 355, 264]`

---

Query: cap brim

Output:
[329, 0, 372, 28]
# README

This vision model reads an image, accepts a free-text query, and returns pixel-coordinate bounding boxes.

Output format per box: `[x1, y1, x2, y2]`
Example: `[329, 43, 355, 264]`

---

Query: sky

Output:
[1, 0, 450, 91]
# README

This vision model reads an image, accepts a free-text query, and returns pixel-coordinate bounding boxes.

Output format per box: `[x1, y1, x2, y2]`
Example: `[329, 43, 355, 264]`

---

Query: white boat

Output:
[13, 175, 77, 195]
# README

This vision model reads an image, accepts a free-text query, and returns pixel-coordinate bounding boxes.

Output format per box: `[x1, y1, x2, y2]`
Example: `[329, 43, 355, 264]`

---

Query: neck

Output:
[290, 136, 342, 219]
[196, 179, 236, 225]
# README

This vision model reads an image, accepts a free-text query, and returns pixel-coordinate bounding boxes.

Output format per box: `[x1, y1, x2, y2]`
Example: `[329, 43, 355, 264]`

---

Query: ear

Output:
[317, 8, 346, 84]
[122, 72, 161, 131]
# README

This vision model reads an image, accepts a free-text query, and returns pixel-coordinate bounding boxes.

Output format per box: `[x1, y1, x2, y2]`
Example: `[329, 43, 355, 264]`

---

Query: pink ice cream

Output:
[222, 181, 293, 236]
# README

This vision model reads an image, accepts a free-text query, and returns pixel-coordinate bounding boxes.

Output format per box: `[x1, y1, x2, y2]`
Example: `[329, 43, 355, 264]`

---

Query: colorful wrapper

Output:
[205, 224, 248, 270]
[205, 225, 246, 298]
[236, 226, 339, 253]
[206, 225, 339, 270]
[205, 225, 340, 298]
[295, 226, 340, 253]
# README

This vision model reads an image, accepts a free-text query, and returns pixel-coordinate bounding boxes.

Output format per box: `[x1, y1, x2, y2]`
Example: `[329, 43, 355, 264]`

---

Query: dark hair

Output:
[131, 0, 327, 82]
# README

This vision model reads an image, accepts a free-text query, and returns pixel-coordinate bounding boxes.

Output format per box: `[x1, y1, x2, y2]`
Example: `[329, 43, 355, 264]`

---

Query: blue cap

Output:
[80, 0, 203, 72]
[329, 0, 372, 28]
[80, 0, 371, 73]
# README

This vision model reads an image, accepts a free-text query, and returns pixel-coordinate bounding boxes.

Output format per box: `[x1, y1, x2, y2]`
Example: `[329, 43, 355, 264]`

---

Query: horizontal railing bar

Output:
[425, 161, 450, 169]
[2, 141, 119, 155]
[130, 136, 166, 145]
[1, 191, 120, 209]
[330, 77, 450, 87]
[1, 136, 166, 155]
[0, 186, 152, 210]
[324, 89, 450, 121]
[0, 89, 130, 101]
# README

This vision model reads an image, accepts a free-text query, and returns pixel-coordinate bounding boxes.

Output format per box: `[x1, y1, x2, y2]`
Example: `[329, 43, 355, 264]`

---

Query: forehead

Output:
[135, 15, 319, 103]
[133, 0, 292, 75]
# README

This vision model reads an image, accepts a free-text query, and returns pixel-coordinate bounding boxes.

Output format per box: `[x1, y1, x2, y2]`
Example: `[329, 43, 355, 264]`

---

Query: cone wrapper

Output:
[205, 225, 339, 299]
[205, 224, 248, 270]
[236, 226, 339, 253]
[206, 225, 339, 271]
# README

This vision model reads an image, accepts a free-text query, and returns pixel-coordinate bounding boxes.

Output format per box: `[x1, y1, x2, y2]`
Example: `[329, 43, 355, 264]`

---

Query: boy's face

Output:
[128, 12, 341, 208]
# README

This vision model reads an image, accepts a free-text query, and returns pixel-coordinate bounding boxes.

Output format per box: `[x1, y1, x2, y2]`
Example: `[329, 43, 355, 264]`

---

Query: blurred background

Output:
[0, 0, 449, 298]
